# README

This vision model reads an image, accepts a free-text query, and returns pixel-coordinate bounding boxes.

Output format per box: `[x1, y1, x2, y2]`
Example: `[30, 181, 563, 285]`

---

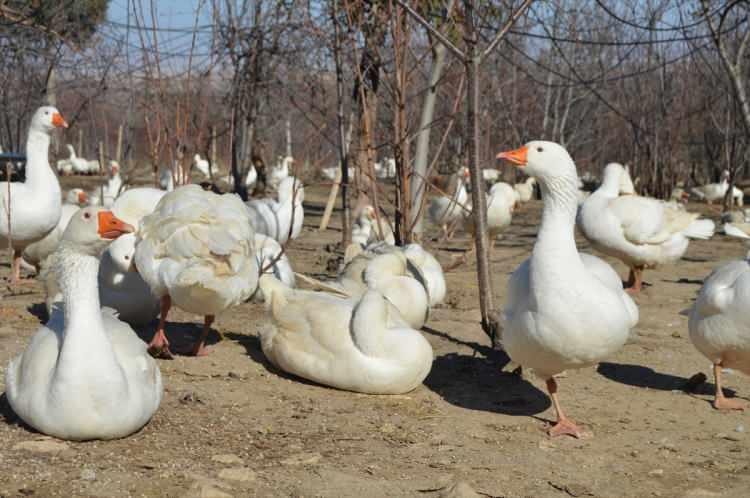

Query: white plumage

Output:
[578, 162, 714, 292]
[6, 206, 162, 440]
[428, 167, 470, 239]
[246, 176, 304, 245]
[498, 141, 638, 437]
[258, 276, 433, 395]
[134, 185, 259, 357]
[688, 257, 750, 409]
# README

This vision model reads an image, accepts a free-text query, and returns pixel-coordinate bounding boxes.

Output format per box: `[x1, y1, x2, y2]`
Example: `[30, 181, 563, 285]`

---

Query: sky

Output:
[103, 0, 216, 68]
[107, 0, 211, 28]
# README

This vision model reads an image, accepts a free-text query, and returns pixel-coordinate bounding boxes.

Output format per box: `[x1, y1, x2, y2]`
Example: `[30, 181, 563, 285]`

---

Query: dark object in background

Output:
[0, 153, 26, 182]
[199, 181, 223, 194]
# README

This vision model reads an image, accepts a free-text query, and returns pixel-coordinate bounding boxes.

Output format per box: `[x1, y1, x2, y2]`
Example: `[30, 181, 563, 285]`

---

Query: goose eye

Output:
[124, 255, 130, 260]
[84, 212, 91, 219]
[536, 147, 543, 152]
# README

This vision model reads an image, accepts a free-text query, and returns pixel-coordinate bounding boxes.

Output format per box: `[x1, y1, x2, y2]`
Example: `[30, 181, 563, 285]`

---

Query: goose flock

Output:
[1, 107, 748, 444]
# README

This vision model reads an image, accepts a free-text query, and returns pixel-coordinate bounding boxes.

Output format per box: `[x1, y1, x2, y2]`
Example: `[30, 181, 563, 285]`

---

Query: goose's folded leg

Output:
[148, 295, 173, 359]
[546, 378, 584, 438]
[713, 363, 745, 410]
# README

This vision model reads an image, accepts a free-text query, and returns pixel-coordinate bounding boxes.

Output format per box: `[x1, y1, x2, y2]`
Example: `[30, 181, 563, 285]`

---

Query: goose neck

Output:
[25, 130, 57, 187]
[55, 244, 114, 370]
[535, 176, 579, 257]
[351, 291, 397, 357]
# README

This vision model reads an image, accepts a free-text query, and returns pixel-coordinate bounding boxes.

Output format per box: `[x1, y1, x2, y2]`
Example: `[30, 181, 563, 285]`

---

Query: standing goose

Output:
[0, 106, 67, 283]
[428, 167, 470, 240]
[578, 163, 714, 292]
[513, 177, 537, 202]
[245, 176, 304, 245]
[22, 188, 88, 273]
[498, 141, 638, 437]
[691, 170, 729, 204]
[135, 185, 259, 358]
[688, 258, 750, 410]
[5, 207, 162, 440]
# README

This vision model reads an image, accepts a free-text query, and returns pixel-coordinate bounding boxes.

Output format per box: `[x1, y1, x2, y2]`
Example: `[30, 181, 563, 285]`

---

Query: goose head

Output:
[66, 188, 88, 206]
[618, 164, 635, 194]
[357, 205, 376, 225]
[109, 160, 120, 176]
[62, 206, 135, 257]
[497, 141, 578, 192]
[107, 233, 137, 273]
[31, 106, 68, 133]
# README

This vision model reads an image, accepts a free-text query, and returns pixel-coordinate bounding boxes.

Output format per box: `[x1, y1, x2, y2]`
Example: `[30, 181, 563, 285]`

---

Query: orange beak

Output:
[78, 191, 87, 204]
[97, 211, 135, 240]
[52, 112, 68, 129]
[497, 145, 528, 167]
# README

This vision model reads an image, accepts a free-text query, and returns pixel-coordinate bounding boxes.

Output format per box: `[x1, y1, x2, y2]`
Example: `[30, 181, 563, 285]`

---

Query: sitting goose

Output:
[5, 207, 162, 440]
[259, 275, 433, 394]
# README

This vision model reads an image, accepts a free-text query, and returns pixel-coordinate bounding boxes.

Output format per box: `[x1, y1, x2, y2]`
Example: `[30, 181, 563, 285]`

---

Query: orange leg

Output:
[192, 315, 215, 357]
[546, 377, 584, 438]
[11, 250, 32, 284]
[713, 363, 745, 410]
[148, 295, 174, 359]
[625, 266, 644, 293]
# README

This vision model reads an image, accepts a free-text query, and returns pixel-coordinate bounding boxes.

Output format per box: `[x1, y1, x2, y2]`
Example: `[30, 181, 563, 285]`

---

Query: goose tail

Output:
[683, 219, 714, 240]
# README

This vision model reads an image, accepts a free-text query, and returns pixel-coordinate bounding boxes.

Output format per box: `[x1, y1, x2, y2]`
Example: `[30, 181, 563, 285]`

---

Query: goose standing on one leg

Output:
[497, 141, 638, 437]
[135, 185, 259, 358]
[0, 106, 67, 283]
[5, 207, 162, 440]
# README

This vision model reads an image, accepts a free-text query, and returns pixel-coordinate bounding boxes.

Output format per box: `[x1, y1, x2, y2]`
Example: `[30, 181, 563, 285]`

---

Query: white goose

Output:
[23, 188, 88, 273]
[99, 233, 160, 326]
[222, 165, 257, 190]
[269, 155, 293, 190]
[134, 185, 259, 357]
[513, 177, 537, 202]
[351, 205, 395, 249]
[5, 207, 162, 440]
[97, 187, 166, 325]
[193, 154, 211, 178]
[578, 163, 714, 292]
[482, 168, 501, 184]
[341, 242, 446, 307]
[22, 205, 79, 274]
[0, 106, 66, 283]
[65, 144, 90, 175]
[690, 170, 743, 205]
[87, 162, 122, 208]
[474, 182, 515, 233]
[258, 275, 433, 394]
[688, 258, 750, 410]
[245, 176, 304, 245]
[253, 233, 295, 302]
[428, 167, 470, 239]
[498, 141, 638, 437]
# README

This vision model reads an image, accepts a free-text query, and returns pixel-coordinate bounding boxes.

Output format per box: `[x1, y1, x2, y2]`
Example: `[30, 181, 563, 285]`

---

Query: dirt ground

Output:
[1, 177, 749, 498]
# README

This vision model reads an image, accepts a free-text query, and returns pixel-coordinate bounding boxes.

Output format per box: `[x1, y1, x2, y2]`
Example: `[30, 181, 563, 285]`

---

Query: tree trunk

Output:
[463, 0, 497, 344]
[410, 40, 448, 238]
